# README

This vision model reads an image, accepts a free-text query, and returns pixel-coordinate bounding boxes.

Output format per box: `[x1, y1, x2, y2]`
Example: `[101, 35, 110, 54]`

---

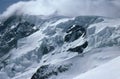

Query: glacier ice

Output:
[0, 16, 120, 79]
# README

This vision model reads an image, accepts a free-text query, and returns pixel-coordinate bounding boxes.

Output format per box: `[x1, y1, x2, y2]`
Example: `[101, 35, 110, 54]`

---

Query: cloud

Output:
[1, 0, 120, 18]
[50, 0, 120, 17]
[1, 1, 25, 18]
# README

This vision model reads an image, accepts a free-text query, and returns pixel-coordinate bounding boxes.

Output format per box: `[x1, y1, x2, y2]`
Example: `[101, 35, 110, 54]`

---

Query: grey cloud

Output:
[1, 0, 120, 18]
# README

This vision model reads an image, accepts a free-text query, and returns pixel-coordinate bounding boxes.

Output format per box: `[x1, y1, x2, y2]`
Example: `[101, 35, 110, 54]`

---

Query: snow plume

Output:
[0, 0, 56, 19]
[1, 0, 120, 18]
[0, 1, 25, 18]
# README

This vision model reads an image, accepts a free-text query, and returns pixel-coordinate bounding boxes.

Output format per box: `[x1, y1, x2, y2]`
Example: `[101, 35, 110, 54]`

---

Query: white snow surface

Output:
[48, 46, 120, 79]
[0, 16, 120, 79]
[74, 56, 120, 79]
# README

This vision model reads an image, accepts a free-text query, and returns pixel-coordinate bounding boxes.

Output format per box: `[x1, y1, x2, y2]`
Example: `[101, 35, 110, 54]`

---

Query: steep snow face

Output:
[30, 17, 120, 79]
[0, 16, 98, 78]
[73, 56, 120, 79]
[0, 72, 9, 79]
[87, 18, 120, 50]
[31, 46, 120, 79]
[0, 16, 120, 79]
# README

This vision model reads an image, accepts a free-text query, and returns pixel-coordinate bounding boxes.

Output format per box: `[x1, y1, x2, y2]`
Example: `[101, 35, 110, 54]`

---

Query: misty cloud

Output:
[1, 0, 120, 18]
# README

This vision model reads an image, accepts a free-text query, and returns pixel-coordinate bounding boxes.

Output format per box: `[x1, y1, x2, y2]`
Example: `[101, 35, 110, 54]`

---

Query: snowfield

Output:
[74, 56, 120, 79]
[0, 16, 120, 79]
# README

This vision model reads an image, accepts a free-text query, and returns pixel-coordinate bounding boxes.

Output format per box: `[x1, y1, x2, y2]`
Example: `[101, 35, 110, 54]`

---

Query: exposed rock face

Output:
[68, 41, 88, 54]
[65, 25, 88, 54]
[64, 25, 86, 42]
[31, 63, 72, 79]
[0, 16, 38, 57]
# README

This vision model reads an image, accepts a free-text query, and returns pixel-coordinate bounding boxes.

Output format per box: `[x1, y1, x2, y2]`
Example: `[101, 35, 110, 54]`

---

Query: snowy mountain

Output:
[0, 15, 120, 79]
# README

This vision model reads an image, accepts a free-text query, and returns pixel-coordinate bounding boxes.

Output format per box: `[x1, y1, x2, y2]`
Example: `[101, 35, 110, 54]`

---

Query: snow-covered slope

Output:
[31, 46, 120, 79]
[0, 15, 120, 79]
[87, 18, 120, 49]
[74, 56, 120, 79]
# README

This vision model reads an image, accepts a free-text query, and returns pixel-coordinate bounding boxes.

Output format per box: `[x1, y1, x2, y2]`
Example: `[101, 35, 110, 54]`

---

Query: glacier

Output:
[0, 15, 120, 79]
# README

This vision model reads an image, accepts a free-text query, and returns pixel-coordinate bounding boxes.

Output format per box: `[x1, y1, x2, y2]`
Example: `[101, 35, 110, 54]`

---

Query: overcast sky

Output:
[0, 0, 120, 18]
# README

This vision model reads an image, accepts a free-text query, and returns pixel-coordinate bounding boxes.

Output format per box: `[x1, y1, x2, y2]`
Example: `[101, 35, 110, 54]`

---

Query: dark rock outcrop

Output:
[65, 25, 88, 54]
[64, 25, 86, 42]
[31, 64, 72, 79]
[68, 41, 88, 54]
[0, 16, 38, 57]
